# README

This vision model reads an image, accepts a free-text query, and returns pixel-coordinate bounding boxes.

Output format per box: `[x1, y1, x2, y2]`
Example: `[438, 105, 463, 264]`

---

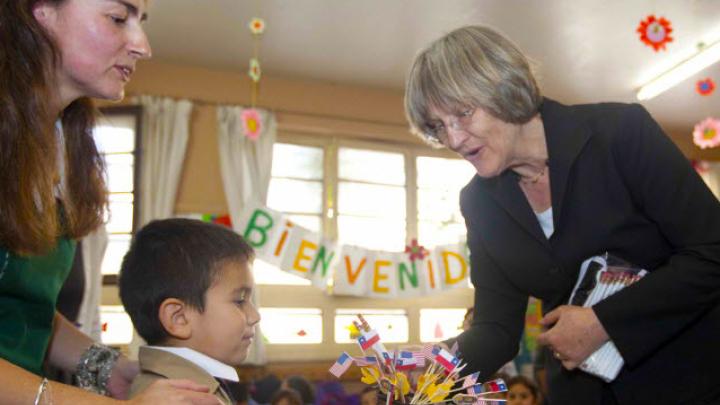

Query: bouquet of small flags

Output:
[328, 314, 508, 404]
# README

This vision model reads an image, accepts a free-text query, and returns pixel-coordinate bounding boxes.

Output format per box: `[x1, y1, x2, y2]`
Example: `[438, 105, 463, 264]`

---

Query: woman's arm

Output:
[591, 104, 720, 367]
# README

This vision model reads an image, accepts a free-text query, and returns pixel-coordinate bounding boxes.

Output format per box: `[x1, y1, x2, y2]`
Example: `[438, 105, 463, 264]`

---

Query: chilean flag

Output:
[357, 330, 380, 351]
[395, 351, 418, 371]
[432, 347, 460, 372]
[486, 378, 508, 392]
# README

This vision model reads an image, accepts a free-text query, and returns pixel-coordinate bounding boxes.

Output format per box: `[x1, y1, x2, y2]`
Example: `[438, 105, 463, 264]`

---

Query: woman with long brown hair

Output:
[0, 1, 218, 403]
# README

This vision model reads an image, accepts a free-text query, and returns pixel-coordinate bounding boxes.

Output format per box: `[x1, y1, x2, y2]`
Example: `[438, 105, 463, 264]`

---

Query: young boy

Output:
[119, 218, 260, 405]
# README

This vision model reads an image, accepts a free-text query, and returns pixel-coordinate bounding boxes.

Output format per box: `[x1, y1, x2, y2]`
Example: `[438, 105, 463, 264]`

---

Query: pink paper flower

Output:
[242, 109, 263, 140]
[405, 238, 428, 261]
[693, 117, 720, 149]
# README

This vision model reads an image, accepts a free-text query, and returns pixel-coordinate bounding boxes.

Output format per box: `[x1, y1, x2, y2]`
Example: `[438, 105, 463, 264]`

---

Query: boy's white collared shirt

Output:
[148, 346, 239, 382]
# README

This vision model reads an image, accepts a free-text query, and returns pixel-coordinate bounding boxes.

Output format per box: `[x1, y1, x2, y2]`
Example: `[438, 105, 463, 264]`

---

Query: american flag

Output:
[462, 371, 480, 391]
[353, 355, 377, 366]
[328, 352, 353, 378]
[421, 343, 436, 360]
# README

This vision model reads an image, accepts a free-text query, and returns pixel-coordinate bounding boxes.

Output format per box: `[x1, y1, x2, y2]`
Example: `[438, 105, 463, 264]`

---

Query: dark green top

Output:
[0, 238, 76, 375]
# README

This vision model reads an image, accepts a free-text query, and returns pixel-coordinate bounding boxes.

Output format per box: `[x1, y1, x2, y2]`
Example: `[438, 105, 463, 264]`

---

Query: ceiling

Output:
[143, 0, 720, 134]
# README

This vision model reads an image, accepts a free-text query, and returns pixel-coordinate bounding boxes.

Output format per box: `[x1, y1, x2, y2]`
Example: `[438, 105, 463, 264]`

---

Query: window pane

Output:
[253, 259, 311, 286]
[418, 220, 467, 247]
[93, 115, 136, 154]
[101, 234, 131, 275]
[100, 306, 134, 345]
[337, 215, 405, 251]
[339, 148, 405, 185]
[267, 178, 323, 214]
[104, 153, 134, 193]
[419, 308, 467, 342]
[259, 308, 322, 344]
[417, 156, 475, 188]
[417, 188, 462, 222]
[335, 309, 408, 343]
[338, 182, 405, 218]
[271, 143, 323, 180]
[286, 214, 322, 233]
[106, 193, 134, 234]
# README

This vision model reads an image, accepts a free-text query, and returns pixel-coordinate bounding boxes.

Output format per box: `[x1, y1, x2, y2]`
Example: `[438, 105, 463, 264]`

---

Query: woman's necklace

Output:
[518, 165, 547, 185]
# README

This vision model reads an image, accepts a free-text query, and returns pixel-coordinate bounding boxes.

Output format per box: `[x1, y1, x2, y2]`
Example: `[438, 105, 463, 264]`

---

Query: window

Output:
[334, 308, 408, 344]
[259, 308, 323, 344]
[257, 143, 325, 285]
[93, 107, 141, 282]
[337, 148, 406, 251]
[419, 308, 467, 342]
[416, 156, 476, 247]
[100, 305, 134, 346]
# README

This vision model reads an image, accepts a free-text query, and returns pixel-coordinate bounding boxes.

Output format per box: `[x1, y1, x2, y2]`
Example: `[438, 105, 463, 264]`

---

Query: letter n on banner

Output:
[396, 254, 424, 299]
[333, 245, 371, 296]
[432, 243, 469, 292]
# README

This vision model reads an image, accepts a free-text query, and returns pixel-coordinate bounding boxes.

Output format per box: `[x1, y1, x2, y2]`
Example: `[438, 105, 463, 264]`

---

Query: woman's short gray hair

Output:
[404, 25, 542, 145]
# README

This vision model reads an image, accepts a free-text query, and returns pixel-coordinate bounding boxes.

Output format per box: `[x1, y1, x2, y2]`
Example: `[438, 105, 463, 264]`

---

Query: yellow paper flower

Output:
[248, 17, 265, 34]
[346, 323, 361, 339]
[248, 58, 262, 82]
[360, 367, 380, 385]
[394, 372, 411, 395]
[428, 380, 453, 403]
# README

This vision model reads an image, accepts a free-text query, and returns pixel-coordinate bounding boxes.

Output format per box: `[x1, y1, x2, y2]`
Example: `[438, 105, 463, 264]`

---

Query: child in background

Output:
[119, 218, 261, 405]
[270, 389, 303, 405]
[359, 386, 378, 405]
[507, 375, 541, 405]
[281, 375, 315, 405]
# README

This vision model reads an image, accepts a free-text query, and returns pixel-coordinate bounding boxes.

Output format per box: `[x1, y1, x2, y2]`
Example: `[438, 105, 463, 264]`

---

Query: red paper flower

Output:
[297, 329, 307, 337]
[405, 238, 428, 261]
[637, 15, 673, 51]
[697, 78, 716, 96]
[242, 109, 263, 140]
[693, 118, 720, 149]
[248, 17, 265, 35]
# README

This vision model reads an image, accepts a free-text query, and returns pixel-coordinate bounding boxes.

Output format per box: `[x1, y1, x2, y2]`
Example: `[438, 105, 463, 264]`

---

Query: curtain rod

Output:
[125, 92, 409, 129]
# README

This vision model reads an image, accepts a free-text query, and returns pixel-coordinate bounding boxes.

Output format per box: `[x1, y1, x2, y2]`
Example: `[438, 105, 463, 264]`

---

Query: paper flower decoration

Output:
[242, 109, 263, 140]
[697, 78, 716, 96]
[693, 118, 720, 149]
[405, 239, 428, 261]
[637, 15, 673, 51]
[692, 160, 711, 174]
[248, 17, 265, 35]
[248, 58, 262, 82]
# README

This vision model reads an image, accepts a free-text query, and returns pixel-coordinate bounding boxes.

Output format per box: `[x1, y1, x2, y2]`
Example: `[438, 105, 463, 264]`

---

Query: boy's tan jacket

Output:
[129, 346, 233, 405]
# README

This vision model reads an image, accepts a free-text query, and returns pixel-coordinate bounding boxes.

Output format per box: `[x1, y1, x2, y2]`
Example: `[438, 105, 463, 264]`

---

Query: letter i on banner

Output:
[333, 245, 371, 296]
[237, 203, 288, 267]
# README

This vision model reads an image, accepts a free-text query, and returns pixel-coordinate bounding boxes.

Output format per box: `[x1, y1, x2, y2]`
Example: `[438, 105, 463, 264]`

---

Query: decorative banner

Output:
[692, 117, 720, 149]
[697, 78, 716, 96]
[637, 15, 673, 51]
[236, 202, 469, 299]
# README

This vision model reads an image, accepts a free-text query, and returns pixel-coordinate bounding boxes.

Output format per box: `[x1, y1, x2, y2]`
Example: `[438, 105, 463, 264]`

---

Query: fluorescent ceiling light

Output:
[637, 39, 720, 100]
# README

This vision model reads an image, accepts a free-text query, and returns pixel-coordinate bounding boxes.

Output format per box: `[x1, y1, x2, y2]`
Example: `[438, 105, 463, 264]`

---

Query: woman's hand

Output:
[128, 379, 221, 405]
[537, 305, 609, 369]
[107, 355, 139, 399]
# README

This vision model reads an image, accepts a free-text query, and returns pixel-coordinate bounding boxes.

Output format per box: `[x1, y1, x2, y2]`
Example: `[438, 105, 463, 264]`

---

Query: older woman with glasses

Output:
[405, 25, 720, 405]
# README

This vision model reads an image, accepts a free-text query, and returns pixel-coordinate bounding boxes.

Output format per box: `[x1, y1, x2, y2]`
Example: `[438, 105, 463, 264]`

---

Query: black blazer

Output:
[456, 99, 720, 404]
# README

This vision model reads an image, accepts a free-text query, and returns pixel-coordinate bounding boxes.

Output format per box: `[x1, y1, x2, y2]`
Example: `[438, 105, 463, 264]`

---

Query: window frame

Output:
[98, 105, 143, 285]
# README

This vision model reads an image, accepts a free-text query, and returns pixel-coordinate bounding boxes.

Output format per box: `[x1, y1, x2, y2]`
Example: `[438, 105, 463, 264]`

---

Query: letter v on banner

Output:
[333, 245, 370, 296]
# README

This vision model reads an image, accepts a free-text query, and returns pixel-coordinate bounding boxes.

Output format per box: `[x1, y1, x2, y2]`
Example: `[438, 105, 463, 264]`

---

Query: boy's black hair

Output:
[118, 218, 254, 345]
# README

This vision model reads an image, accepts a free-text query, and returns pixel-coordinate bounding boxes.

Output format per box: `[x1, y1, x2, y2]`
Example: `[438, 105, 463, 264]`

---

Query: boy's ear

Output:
[158, 298, 193, 340]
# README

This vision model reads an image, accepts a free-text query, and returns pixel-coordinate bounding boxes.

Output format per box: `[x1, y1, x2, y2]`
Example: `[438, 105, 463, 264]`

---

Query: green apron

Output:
[0, 238, 76, 375]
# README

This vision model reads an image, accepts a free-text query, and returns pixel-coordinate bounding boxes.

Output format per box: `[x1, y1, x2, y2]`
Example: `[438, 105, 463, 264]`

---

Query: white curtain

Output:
[217, 106, 277, 365]
[135, 95, 194, 226]
[128, 95, 193, 358]
[77, 226, 108, 342]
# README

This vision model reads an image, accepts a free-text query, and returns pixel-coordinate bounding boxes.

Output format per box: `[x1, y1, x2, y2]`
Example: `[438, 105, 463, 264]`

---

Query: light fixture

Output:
[637, 39, 720, 100]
